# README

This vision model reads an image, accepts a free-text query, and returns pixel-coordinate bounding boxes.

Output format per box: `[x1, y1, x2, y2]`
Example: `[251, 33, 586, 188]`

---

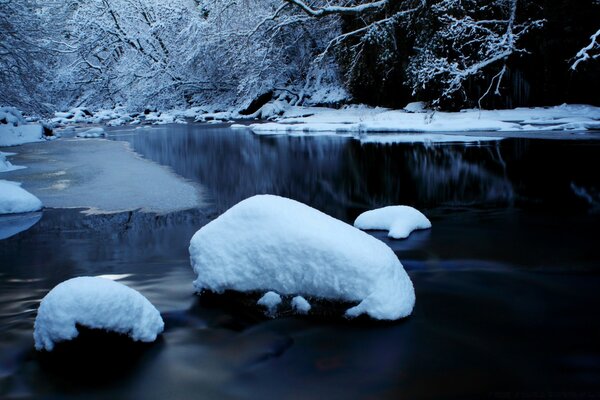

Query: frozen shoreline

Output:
[2, 138, 205, 214]
[40, 103, 600, 144]
[247, 104, 600, 142]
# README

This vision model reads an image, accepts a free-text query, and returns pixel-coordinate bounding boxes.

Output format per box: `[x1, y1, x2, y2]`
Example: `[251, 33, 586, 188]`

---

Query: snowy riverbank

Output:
[37, 103, 600, 144]
[248, 103, 600, 135]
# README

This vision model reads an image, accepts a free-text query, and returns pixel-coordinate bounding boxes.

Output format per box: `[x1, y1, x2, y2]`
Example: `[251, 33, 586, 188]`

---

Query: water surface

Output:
[1, 124, 599, 399]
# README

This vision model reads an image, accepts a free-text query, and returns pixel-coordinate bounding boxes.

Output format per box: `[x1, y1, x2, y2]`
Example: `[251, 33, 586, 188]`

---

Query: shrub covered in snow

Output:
[34, 277, 164, 351]
[0, 180, 42, 214]
[0, 107, 26, 126]
[354, 206, 432, 239]
[189, 195, 415, 320]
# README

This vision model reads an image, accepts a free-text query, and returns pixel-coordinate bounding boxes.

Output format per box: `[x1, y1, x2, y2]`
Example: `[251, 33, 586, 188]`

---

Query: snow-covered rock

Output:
[34, 277, 164, 351]
[291, 296, 311, 314]
[189, 195, 415, 320]
[76, 127, 106, 138]
[354, 206, 432, 239]
[403, 101, 427, 113]
[257, 291, 282, 315]
[0, 180, 43, 214]
[0, 107, 26, 126]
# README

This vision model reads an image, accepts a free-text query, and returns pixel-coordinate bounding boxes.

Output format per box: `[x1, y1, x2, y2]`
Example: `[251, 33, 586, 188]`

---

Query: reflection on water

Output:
[113, 125, 600, 219]
[1, 124, 600, 399]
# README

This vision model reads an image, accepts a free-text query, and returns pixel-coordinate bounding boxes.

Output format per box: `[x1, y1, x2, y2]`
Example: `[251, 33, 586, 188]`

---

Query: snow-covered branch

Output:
[282, 0, 389, 18]
[407, 0, 544, 106]
[572, 28, 600, 70]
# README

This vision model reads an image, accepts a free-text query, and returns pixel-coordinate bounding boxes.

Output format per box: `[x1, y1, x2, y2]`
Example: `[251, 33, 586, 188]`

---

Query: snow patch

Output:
[76, 127, 106, 138]
[291, 296, 311, 314]
[0, 180, 43, 214]
[0, 124, 44, 147]
[354, 206, 432, 239]
[34, 277, 164, 351]
[248, 104, 600, 139]
[403, 102, 428, 113]
[189, 195, 415, 320]
[257, 291, 282, 315]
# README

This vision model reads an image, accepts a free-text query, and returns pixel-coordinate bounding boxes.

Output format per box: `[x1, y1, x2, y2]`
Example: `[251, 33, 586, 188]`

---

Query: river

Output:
[1, 124, 599, 399]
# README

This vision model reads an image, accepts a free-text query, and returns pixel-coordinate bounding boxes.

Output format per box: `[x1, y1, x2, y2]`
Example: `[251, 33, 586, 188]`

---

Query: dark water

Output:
[1, 125, 600, 399]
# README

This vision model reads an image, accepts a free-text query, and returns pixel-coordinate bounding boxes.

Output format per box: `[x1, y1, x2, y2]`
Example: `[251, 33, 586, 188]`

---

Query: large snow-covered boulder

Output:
[189, 195, 415, 320]
[0, 180, 42, 214]
[354, 205, 432, 239]
[34, 277, 164, 351]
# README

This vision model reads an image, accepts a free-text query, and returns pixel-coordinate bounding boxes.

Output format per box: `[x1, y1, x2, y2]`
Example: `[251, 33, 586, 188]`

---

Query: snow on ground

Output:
[34, 276, 164, 351]
[0, 123, 44, 147]
[354, 206, 432, 239]
[257, 291, 282, 315]
[3, 139, 204, 214]
[291, 296, 311, 314]
[189, 194, 415, 320]
[0, 180, 43, 214]
[248, 104, 600, 142]
[76, 127, 106, 138]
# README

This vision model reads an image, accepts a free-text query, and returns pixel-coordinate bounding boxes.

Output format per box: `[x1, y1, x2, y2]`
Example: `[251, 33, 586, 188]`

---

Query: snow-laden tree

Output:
[406, 0, 544, 107]
[188, 0, 349, 110]
[263, 0, 544, 108]
[49, 0, 207, 110]
[0, 0, 65, 111]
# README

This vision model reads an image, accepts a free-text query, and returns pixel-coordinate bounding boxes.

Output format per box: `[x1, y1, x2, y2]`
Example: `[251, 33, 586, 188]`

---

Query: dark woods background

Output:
[339, 0, 600, 110]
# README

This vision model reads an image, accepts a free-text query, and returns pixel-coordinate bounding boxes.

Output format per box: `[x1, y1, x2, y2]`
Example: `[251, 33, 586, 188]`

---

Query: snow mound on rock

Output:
[76, 127, 106, 138]
[354, 205, 432, 239]
[0, 107, 26, 126]
[0, 180, 42, 214]
[291, 296, 311, 314]
[34, 277, 164, 351]
[257, 291, 282, 315]
[189, 195, 415, 320]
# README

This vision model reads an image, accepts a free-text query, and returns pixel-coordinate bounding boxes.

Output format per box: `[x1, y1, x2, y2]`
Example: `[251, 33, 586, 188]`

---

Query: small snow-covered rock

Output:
[257, 291, 282, 315]
[189, 195, 415, 320]
[34, 277, 164, 351]
[291, 296, 311, 314]
[403, 102, 428, 113]
[0, 180, 42, 214]
[0, 106, 26, 126]
[354, 205, 431, 239]
[76, 127, 106, 138]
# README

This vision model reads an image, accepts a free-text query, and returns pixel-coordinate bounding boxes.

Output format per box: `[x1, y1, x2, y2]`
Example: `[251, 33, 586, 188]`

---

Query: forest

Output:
[2, 0, 599, 114]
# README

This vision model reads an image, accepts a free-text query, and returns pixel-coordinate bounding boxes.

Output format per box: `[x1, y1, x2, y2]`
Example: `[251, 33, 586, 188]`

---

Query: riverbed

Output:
[1, 124, 599, 399]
